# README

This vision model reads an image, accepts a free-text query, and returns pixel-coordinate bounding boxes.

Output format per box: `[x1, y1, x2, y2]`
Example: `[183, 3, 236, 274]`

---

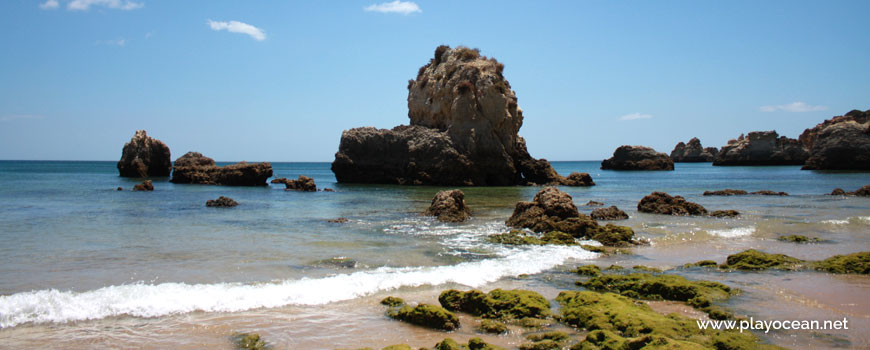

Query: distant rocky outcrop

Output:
[601, 145, 674, 170]
[800, 109, 870, 170]
[132, 180, 154, 191]
[590, 206, 628, 220]
[117, 130, 172, 177]
[423, 189, 470, 222]
[832, 185, 870, 196]
[506, 187, 638, 246]
[206, 196, 238, 207]
[713, 131, 808, 166]
[282, 175, 317, 192]
[170, 152, 272, 186]
[670, 138, 718, 162]
[637, 192, 707, 216]
[562, 172, 595, 186]
[331, 46, 577, 186]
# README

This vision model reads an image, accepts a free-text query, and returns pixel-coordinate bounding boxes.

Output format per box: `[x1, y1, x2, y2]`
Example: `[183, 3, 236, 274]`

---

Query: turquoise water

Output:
[0, 160, 868, 348]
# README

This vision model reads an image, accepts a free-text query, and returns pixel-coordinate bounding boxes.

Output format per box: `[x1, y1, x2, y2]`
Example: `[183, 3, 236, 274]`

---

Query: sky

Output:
[1, 0, 868, 162]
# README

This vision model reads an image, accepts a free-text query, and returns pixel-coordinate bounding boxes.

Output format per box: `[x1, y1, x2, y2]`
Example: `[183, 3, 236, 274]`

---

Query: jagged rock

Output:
[562, 172, 595, 186]
[284, 175, 317, 192]
[713, 131, 808, 166]
[170, 152, 272, 186]
[205, 196, 238, 207]
[670, 138, 717, 162]
[831, 188, 846, 195]
[424, 189, 470, 222]
[585, 201, 604, 206]
[601, 146, 674, 170]
[270, 177, 289, 184]
[833, 185, 870, 196]
[590, 206, 628, 220]
[637, 192, 707, 216]
[506, 187, 637, 246]
[331, 46, 572, 186]
[117, 130, 172, 177]
[132, 180, 153, 191]
[800, 109, 870, 170]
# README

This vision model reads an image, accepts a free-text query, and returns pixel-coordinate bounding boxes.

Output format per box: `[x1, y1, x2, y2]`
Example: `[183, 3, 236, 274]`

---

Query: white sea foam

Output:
[820, 219, 850, 225]
[707, 226, 756, 238]
[0, 245, 596, 328]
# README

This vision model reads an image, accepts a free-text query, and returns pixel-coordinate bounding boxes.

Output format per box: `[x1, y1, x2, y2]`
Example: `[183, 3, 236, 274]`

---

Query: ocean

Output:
[0, 160, 868, 349]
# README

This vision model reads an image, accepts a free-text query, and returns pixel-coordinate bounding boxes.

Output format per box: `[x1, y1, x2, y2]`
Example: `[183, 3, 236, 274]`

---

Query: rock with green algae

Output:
[478, 319, 508, 334]
[813, 251, 870, 274]
[526, 331, 570, 343]
[681, 260, 718, 268]
[434, 338, 504, 350]
[519, 339, 565, 350]
[486, 230, 577, 246]
[579, 273, 734, 318]
[720, 249, 805, 271]
[580, 244, 606, 253]
[588, 224, 636, 247]
[438, 288, 551, 319]
[777, 235, 821, 243]
[518, 317, 551, 328]
[574, 265, 602, 276]
[388, 304, 460, 331]
[381, 346, 412, 350]
[631, 265, 662, 273]
[233, 333, 267, 350]
[556, 291, 784, 350]
[380, 296, 405, 307]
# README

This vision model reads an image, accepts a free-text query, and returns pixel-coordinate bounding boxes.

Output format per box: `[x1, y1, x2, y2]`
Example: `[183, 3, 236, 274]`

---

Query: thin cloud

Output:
[759, 101, 828, 113]
[96, 38, 126, 46]
[207, 20, 266, 41]
[68, 0, 143, 11]
[619, 113, 653, 121]
[0, 115, 45, 122]
[39, 0, 59, 10]
[364, 1, 421, 15]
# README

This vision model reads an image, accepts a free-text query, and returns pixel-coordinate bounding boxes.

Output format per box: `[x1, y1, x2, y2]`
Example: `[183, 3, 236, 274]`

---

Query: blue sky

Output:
[1, 0, 868, 161]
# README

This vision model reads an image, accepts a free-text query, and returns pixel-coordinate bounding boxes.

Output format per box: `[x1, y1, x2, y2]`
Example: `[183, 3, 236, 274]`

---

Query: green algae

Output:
[720, 249, 805, 271]
[519, 339, 564, 350]
[233, 333, 268, 350]
[580, 244, 606, 253]
[434, 338, 504, 350]
[478, 319, 508, 334]
[469, 338, 505, 350]
[682, 260, 718, 268]
[541, 231, 578, 245]
[388, 304, 460, 331]
[813, 251, 870, 274]
[556, 291, 783, 350]
[381, 346, 412, 350]
[574, 265, 602, 277]
[380, 296, 405, 307]
[486, 230, 577, 246]
[777, 235, 821, 243]
[518, 317, 552, 328]
[606, 265, 623, 270]
[587, 224, 635, 247]
[527, 331, 570, 342]
[438, 288, 551, 320]
[631, 265, 662, 273]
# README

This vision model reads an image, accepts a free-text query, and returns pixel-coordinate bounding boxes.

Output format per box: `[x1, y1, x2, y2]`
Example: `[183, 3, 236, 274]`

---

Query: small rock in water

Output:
[284, 175, 317, 192]
[590, 206, 628, 220]
[206, 196, 238, 207]
[132, 180, 154, 191]
[710, 209, 740, 218]
[312, 256, 358, 269]
[423, 189, 470, 222]
[327, 217, 349, 223]
[585, 200, 604, 206]
[637, 192, 706, 215]
[116, 187, 123, 191]
[323, 188, 335, 192]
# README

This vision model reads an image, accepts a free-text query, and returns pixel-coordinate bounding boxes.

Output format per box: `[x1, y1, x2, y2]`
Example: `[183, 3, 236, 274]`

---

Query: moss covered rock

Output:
[519, 339, 564, 350]
[580, 273, 732, 303]
[478, 319, 508, 334]
[233, 333, 267, 350]
[574, 265, 602, 276]
[389, 304, 460, 330]
[682, 260, 718, 268]
[439, 288, 551, 319]
[720, 249, 804, 271]
[777, 235, 821, 243]
[587, 224, 636, 247]
[380, 296, 405, 307]
[381, 346, 412, 350]
[813, 251, 870, 274]
[557, 291, 783, 350]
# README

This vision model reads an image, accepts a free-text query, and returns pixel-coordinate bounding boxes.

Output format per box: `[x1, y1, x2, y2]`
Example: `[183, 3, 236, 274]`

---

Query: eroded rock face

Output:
[170, 152, 272, 186]
[423, 189, 470, 222]
[800, 110, 870, 170]
[637, 192, 707, 216]
[331, 46, 575, 186]
[601, 146, 674, 170]
[206, 196, 238, 207]
[283, 175, 317, 192]
[670, 138, 717, 162]
[713, 131, 808, 166]
[590, 206, 628, 220]
[117, 130, 172, 177]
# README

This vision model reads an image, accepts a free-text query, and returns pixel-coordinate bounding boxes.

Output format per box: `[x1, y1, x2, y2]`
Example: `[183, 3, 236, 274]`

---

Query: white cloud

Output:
[68, 0, 143, 11]
[207, 20, 266, 41]
[0, 115, 45, 122]
[96, 38, 126, 46]
[619, 113, 653, 121]
[39, 0, 59, 10]
[364, 1, 421, 15]
[759, 101, 828, 113]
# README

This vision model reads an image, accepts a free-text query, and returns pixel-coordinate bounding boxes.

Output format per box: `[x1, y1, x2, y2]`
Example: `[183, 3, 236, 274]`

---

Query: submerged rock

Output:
[438, 288, 551, 319]
[800, 109, 870, 170]
[670, 137, 717, 162]
[486, 230, 576, 246]
[777, 235, 821, 243]
[132, 180, 154, 191]
[332, 46, 573, 186]
[478, 319, 508, 334]
[601, 145, 674, 170]
[584, 200, 604, 206]
[710, 209, 740, 218]
[750, 190, 789, 196]
[721, 249, 805, 271]
[388, 303, 459, 331]
[170, 152, 272, 186]
[589, 206, 628, 220]
[713, 130, 808, 166]
[117, 130, 172, 177]
[327, 217, 349, 223]
[703, 189, 747, 196]
[283, 175, 317, 192]
[423, 189, 470, 222]
[637, 192, 707, 216]
[206, 196, 238, 207]
[233, 333, 267, 350]
[380, 296, 405, 307]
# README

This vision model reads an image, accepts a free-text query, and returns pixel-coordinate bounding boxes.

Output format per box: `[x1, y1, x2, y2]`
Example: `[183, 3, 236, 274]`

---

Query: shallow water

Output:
[0, 161, 868, 349]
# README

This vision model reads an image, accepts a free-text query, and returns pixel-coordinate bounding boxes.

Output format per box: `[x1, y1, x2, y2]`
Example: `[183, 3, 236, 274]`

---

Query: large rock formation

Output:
[713, 131, 808, 166]
[423, 189, 470, 222]
[331, 46, 579, 186]
[117, 130, 172, 177]
[170, 152, 272, 186]
[601, 146, 674, 170]
[670, 138, 717, 162]
[800, 109, 870, 170]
